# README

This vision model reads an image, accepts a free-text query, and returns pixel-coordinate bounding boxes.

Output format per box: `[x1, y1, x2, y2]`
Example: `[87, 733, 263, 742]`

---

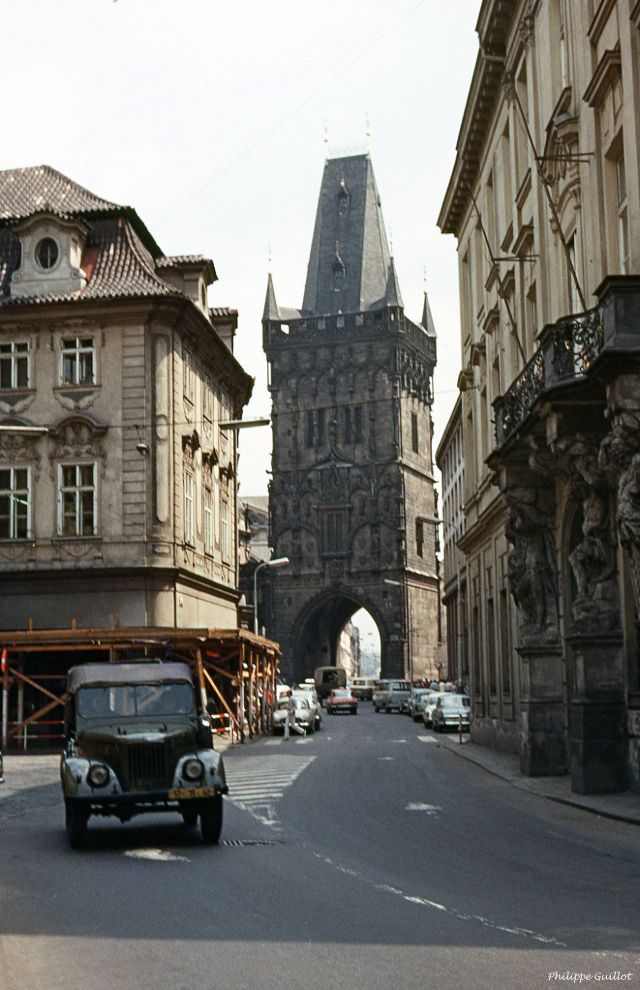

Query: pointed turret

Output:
[385, 256, 404, 309]
[421, 289, 436, 337]
[262, 272, 279, 321]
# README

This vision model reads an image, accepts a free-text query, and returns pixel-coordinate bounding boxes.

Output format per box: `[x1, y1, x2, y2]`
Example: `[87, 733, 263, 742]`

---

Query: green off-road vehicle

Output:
[60, 661, 228, 848]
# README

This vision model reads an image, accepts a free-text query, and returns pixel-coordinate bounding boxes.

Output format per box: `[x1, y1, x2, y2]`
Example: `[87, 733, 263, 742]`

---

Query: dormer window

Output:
[35, 237, 59, 271]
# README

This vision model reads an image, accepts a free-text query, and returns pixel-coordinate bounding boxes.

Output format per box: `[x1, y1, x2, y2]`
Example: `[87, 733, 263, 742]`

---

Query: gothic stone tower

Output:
[263, 154, 438, 683]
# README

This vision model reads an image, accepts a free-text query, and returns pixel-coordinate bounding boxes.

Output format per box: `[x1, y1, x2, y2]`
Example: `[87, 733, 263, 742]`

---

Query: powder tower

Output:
[262, 154, 439, 683]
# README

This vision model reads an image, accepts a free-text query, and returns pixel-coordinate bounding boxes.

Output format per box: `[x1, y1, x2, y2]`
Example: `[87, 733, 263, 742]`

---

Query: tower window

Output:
[306, 410, 315, 448]
[324, 510, 345, 553]
[354, 406, 363, 444]
[411, 412, 419, 453]
[344, 406, 352, 444]
[416, 519, 424, 558]
[317, 409, 326, 447]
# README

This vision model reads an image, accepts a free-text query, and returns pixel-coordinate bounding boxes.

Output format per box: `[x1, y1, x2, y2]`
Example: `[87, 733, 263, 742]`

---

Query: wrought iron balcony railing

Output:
[495, 306, 604, 447]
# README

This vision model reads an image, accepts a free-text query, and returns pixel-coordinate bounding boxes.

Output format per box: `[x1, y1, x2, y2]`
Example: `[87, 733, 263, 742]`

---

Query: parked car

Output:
[406, 688, 432, 721]
[373, 679, 411, 713]
[60, 661, 228, 848]
[295, 682, 322, 730]
[350, 677, 377, 701]
[431, 694, 471, 732]
[290, 696, 316, 734]
[421, 691, 443, 728]
[326, 688, 358, 715]
[272, 698, 291, 734]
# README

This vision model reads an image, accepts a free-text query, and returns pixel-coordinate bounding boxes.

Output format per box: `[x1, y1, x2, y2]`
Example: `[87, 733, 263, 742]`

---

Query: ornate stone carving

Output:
[49, 416, 106, 471]
[505, 486, 559, 645]
[599, 388, 640, 609]
[565, 436, 619, 630]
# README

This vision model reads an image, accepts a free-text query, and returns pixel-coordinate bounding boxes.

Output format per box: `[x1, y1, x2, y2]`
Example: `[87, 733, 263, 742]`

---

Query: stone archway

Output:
[286, 587, 389, 685]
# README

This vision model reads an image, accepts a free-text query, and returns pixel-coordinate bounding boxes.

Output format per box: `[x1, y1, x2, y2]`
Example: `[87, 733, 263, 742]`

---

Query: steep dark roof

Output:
[301, 154, 396, 316]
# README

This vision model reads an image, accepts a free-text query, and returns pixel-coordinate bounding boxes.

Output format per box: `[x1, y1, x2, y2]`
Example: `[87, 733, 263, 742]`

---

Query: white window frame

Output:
[203, 376, 213, 425]
[57, 463, 97, 537]
[204, 485, 214, 555]
[183, 348, 195, 403]
[616, 153, 629, 275]
[0, 341, 30, 390]
[0, 466, 31, 540]
[61, 337, 95, 386]
[184, 470, 195, 545]
[220, 496, 229, 562]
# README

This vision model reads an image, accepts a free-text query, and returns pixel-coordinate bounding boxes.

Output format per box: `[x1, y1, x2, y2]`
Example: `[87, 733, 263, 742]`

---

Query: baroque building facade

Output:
[438, 0, 640, 793]
[0, 166, 252, 631]
[435, 397, 469, 688]
[263, 154, 439, 684]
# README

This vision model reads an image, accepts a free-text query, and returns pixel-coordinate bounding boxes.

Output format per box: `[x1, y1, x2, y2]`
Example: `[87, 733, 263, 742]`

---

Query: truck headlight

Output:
[183, 758, 204, 781]
[87, 763, 110, 788]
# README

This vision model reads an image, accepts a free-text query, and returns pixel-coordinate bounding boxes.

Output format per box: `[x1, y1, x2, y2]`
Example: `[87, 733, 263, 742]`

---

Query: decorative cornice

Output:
[583, 48, 622, 108]
[588, 0, 618, 45]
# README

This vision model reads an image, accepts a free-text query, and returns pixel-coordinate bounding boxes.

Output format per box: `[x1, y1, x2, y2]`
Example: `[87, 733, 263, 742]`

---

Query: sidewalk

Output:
[437, 733, 640, 826]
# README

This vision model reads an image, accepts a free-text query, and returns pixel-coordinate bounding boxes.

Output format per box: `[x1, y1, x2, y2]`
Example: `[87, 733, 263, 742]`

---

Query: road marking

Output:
[417, 735, 437, 744]
[377, 756, 395, 761]
[124, 848, 190, 862]
[225, 754, 316, 829]
[405, 802, 442, 814]
[312, 852, 566, 947]
[391, 739, 408, 744]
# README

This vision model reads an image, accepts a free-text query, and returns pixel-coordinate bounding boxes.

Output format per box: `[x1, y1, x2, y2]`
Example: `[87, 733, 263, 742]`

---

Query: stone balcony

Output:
[494, 276, 640, 448]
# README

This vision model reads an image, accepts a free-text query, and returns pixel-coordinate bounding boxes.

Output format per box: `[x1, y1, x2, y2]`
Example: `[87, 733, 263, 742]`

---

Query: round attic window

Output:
[35, 237, 59, 271]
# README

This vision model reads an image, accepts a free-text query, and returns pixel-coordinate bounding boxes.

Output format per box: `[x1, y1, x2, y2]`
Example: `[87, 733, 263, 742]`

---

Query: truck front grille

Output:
[127, 744, 166, 790]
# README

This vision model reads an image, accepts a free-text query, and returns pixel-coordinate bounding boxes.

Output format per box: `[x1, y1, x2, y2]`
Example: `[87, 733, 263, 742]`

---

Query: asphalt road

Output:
[1, 706, 639, 990]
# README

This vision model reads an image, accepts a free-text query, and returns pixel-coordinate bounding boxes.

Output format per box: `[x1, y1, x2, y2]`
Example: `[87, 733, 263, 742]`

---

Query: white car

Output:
[421, 691, 443, 728]
[293, 687, 322, 730]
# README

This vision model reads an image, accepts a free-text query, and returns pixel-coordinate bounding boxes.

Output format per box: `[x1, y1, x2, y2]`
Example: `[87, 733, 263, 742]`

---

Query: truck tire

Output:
[200, 795, 223, 844]
[65, 799, 88, 849]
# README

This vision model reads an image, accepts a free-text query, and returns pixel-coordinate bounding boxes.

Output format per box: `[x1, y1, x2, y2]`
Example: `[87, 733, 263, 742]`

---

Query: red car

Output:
[326, 688, 358, 715]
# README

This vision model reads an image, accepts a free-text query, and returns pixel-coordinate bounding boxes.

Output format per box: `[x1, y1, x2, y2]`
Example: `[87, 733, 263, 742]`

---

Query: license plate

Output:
[168, 787, 216, 800]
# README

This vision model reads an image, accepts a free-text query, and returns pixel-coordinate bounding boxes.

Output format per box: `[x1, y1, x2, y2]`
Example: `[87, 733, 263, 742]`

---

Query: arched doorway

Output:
[287, 588, 387, 685]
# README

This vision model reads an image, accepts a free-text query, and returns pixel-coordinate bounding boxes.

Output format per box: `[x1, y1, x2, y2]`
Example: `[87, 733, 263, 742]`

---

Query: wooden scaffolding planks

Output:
[0, 627, 280, 749]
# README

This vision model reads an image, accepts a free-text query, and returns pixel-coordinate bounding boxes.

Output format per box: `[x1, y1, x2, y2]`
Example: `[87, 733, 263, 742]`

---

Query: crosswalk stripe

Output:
[224, 754, 316, 826]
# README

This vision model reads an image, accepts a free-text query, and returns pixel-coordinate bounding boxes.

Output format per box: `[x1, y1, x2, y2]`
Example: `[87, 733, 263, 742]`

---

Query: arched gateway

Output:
[262, 153, 440, 685]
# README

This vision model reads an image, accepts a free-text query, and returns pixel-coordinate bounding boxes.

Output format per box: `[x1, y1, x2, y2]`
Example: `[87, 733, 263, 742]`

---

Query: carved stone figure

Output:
[599, 407, 640, 610]
[505, 486, 559, 645]
[566, 437, 619, 630]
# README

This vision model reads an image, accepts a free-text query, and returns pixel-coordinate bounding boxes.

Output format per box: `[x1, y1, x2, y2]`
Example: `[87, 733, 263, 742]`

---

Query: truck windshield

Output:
[77, 682, 194, 718]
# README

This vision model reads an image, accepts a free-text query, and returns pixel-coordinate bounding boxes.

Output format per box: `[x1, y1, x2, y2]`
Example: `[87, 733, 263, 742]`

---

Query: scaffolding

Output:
[0, 626, 280, 750]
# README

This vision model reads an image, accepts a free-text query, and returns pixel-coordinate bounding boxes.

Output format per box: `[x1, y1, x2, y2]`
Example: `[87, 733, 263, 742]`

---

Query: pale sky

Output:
[3, 0, 480, 496]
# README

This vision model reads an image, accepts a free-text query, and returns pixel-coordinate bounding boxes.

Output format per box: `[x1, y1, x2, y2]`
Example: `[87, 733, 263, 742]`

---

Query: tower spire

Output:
[262, 272, 279, 321]
[385, 256, 403, 308]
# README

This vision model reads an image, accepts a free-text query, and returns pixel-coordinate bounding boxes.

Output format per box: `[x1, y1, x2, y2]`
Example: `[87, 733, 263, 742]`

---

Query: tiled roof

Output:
[0, 165, 117, 220]
[157, 254, 208, 268]
[209, 307, 238, 317]
[0, 166, 205, 308]
[0, 217, 173, 306]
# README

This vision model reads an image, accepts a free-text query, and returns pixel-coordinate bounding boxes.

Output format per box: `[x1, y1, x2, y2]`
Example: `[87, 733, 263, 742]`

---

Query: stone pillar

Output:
[504, 479, 568, 776]
[564, 436, 625, 793]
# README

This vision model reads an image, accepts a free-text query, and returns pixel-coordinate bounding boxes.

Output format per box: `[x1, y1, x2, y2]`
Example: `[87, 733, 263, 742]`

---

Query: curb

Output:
[438, 736, 640, 828]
